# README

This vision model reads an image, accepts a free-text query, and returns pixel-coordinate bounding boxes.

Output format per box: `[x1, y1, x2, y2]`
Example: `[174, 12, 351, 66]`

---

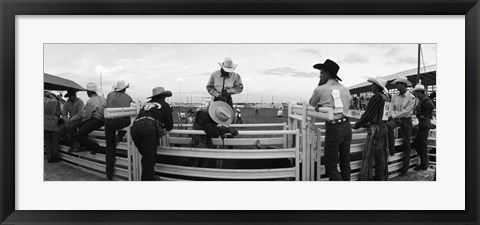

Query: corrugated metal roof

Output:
[348, 64, 436, 95]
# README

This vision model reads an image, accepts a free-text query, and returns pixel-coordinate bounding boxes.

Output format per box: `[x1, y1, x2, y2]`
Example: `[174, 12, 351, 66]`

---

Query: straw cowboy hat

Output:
[218, 57, 237, 73]
[367, 76, 388, 93]
[411, 84, 425, 93]
[313, 59, 342, 81]
[147, 87, 173, 99]
[85, 83, 98, 93]
[391, 76, 412, 86]
[208, 101, 234, 127]
[114, 80, 130, 92]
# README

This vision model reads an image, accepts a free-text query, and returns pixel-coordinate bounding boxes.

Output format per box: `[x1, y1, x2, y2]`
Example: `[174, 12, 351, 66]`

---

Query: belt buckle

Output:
[331, 120, 336, 124]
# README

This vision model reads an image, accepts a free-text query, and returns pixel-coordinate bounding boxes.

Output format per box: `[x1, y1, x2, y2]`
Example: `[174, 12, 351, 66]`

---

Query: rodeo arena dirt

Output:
[44, 52, 436, 182]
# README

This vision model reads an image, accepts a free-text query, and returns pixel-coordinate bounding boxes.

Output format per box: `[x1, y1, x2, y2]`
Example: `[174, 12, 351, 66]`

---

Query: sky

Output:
[44, 43, 436, 104]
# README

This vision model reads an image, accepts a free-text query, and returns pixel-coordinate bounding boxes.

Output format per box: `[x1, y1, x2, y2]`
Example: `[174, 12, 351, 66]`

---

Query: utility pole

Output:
[417, 44, 421, 84]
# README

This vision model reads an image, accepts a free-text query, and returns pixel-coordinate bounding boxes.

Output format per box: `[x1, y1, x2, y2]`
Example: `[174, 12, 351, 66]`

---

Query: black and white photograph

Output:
[43, 43, 437, 182]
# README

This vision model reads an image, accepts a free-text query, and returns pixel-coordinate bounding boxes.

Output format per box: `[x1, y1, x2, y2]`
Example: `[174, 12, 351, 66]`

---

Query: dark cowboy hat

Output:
[313, 59, 341, 81]
[147, 87, 173, 99]
[64, 89, 78, 98]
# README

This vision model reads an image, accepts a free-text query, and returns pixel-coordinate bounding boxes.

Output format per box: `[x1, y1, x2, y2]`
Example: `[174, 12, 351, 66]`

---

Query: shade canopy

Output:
[348, 65, 436, 95]
[44, 73, 85, 91]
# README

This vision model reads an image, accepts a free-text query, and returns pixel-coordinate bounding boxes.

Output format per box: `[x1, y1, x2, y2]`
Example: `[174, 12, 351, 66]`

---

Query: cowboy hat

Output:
[85, 83, 98, 92]
[147, 86, 173, 99]
[114, 80, 130, 92]
[218, 57, 237, 73]
[313, 59, 342, 81]
[391, 76, 412, 86]
[367, 76, 388, 93]
[208, 101, 234, 127]
[64, 89, 77, 98]
[411, 84, 425, 93]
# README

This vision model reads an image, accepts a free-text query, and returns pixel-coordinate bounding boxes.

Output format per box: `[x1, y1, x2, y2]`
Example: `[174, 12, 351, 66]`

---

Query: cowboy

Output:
[69, 83, 106, 155]
[185, 101, 239, 170]
[57, 89, 84, 145]
[191, 101, 239, 149]
[411, 84, 435, 171]
[130, 87, 174, 181]
[353, 77, 390, 181]
[309, 59, 352, 181]
[235, 108, 243, 124]
[104, 80, 134, 180]
[206, 57, 244, 109]
[387, 76, 415, 176]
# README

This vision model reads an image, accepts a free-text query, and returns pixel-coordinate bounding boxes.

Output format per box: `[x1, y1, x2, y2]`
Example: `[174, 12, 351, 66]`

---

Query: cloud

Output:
[260, 67, 317, 78]
[383, 47, 402, 57]
[342, 53, 369, 64]
[299, 48, 322, 57]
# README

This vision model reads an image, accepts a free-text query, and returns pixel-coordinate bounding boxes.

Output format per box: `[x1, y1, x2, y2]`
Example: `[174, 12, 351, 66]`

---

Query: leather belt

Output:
[134, 116, 156, 123]
[326, 117, 348, 125]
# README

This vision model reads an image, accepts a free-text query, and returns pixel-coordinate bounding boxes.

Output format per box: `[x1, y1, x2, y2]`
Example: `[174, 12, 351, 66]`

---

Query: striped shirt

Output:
[353, 93, 385, 129]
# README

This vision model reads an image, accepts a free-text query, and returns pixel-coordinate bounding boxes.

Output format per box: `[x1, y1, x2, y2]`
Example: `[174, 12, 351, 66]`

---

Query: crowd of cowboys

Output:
[44, 57, 435, 181]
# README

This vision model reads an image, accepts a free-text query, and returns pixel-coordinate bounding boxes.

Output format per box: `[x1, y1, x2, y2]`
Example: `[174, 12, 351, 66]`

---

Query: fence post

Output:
[295, 129, 300, 181]
[301, 102, 308, 181]
[126, 128, 132, 181]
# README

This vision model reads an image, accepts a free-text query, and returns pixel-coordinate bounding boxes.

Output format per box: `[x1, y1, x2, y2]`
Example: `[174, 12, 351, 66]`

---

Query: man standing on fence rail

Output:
[309, 59, 352, 181]
[410, 84, 435, 171]
[387, 76, 415, 176]
[206, 57, 244, 109]
[353, 77, 390, 181]
[131, 87, 174, 181]
[104, 80, 134, 180]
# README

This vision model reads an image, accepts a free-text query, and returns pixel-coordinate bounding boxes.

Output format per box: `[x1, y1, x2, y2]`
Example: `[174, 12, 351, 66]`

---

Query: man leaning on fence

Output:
[187, 101, 239, 169]
[104, 80, 134, 180]
[387, 76, 415, 176]
[353, 77, 390, 181]
[309, 59, 352, 181]
[130, 87, 174, 181]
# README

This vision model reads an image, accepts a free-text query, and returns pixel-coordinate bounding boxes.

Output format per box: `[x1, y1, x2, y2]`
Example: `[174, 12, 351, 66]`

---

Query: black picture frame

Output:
[1, 0, 479, 224]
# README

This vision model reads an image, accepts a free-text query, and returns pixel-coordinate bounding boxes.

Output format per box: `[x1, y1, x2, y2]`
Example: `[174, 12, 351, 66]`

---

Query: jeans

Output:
[412, 119, 431, 168]
[358, 124, 388, 181]
[44, 131, 59, 160]
[214, 95, 233, 109]
[324, 119, 352, 181]
[57, 120, 82, 143]
[387, 117, 412, 172]
[105, 117, 131, 178]
[131, 119, 158, 181]
[71, 118, 104, 152]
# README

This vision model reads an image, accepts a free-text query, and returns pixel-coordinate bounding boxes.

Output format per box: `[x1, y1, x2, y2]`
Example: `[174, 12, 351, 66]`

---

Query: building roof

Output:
[348, 64, 436, 95]
[44, 73, 85, 91]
